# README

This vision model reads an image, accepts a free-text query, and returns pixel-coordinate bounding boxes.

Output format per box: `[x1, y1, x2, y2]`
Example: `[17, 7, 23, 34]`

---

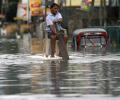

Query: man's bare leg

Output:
[51, 35, 56, 57]
[45, 38, 50, 57]
[55, 40, 59, 56]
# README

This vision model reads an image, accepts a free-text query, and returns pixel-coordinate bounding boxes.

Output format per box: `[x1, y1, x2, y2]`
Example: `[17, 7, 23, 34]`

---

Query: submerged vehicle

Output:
[71, 28, 109, 51]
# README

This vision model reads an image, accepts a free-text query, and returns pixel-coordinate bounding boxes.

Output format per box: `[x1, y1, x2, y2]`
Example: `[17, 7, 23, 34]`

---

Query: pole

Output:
[70, 0, 71, 6]
[27, 0, 30, 23]
[1, 0, 5, 14]
[0, 1, 2, 14]
[103, 0, 107, 26]
[99, 0, 103, 26]
[45, 0, 48, 19]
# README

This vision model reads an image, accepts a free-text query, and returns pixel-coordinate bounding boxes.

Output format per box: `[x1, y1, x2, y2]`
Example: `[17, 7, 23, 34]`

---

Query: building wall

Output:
[54, 0, 109, 7]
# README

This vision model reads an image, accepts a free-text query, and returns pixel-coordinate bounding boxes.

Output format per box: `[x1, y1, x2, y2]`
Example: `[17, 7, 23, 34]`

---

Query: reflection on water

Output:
[0, 38, 120, 97]
[0, 54, 120, 96]
[0, 39, 18, 54]
[50, 61, 68, 96]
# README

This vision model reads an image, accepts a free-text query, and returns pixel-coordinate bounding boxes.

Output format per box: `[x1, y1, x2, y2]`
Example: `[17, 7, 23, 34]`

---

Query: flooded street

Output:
[0, 38, 120, 100]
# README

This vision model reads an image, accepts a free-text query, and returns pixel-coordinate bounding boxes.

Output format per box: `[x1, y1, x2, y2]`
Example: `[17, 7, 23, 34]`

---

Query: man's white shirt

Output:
[46, 12, 62, 26]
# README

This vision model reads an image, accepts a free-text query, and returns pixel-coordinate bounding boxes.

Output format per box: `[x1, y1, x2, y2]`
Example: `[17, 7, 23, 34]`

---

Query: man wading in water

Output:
[46, 3, 69, 60]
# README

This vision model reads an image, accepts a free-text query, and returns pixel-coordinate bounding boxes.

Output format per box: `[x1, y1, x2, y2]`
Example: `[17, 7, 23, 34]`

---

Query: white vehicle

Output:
[71, 28, 109, 51]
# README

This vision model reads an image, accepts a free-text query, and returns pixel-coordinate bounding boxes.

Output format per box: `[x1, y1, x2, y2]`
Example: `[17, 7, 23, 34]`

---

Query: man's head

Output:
[50, 3, 60, 15]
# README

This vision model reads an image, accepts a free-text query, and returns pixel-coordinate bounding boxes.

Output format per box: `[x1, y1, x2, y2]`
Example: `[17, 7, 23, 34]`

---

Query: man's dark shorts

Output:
[47, 32, 51, 38]
[47, 32, 57, 39]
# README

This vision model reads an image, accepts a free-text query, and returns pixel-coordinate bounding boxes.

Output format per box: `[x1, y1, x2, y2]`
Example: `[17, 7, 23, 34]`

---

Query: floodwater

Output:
[0, 38, 120, 100]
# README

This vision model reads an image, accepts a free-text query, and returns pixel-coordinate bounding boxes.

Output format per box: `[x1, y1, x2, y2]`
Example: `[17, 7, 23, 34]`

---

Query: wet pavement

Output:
[0, 38, 120, 99]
